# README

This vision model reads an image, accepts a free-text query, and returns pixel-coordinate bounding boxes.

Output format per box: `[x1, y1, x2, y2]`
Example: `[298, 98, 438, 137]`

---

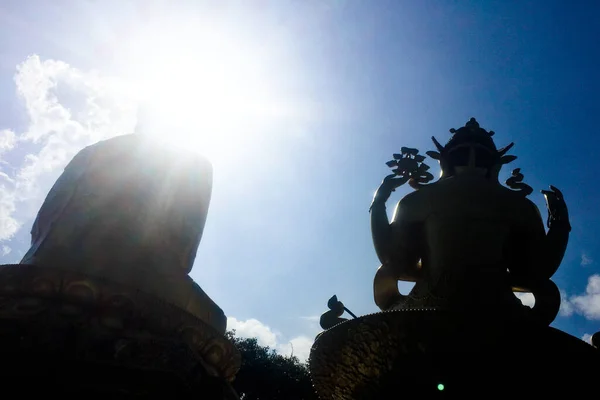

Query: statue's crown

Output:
[449, 117, 495, 138]
[428, 117, 515, 164]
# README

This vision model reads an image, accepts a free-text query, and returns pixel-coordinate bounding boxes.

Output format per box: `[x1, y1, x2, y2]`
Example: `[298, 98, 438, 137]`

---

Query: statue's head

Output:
[426, 118, 516, 180]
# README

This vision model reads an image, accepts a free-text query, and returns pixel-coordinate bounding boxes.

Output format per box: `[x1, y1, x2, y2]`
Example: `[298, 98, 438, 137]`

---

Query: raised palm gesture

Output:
[541, 185, 570, 231]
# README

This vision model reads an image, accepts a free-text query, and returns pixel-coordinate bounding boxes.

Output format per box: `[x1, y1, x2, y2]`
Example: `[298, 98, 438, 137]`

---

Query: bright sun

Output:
[120, 17, 279, 163]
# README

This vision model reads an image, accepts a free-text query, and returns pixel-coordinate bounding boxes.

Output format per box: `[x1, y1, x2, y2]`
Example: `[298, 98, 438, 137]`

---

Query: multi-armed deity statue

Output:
[310, 118, 598, 398]
[370, 117, 568, 323]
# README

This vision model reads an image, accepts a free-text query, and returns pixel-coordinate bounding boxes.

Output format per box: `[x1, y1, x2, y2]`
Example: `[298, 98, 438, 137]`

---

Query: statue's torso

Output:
[393, 175, 536, 310]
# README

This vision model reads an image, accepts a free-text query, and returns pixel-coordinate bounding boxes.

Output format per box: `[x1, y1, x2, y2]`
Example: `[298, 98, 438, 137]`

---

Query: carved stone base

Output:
[309, 310, 599, 398]
[0, 264, 240, 398]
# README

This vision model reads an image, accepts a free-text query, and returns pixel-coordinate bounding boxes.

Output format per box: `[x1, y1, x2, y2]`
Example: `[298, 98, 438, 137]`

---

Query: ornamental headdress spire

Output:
[425, 117, 516, 166]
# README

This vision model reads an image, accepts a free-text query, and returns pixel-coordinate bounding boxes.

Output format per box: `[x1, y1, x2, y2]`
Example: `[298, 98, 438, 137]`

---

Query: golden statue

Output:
[370, 118, 570, 324]
[309, 118, 598, 399]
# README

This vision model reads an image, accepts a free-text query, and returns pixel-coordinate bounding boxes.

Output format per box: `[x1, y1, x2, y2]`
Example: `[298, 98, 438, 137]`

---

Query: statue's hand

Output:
[372, 173, 409, 207]
[541, 185, 571, 231]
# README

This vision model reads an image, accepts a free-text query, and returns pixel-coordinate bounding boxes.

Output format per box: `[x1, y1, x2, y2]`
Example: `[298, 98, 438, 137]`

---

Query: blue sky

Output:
[0, 0, 599, 360]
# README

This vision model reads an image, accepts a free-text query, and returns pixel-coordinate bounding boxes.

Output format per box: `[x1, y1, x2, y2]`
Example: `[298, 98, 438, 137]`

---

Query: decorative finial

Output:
[448, 117, 492, 137]
[319, 295, 357, 330]
[465, 117, 480, 129]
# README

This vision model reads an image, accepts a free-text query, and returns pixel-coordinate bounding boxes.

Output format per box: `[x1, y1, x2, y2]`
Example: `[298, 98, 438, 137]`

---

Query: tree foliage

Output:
[227, 330, 317, 400]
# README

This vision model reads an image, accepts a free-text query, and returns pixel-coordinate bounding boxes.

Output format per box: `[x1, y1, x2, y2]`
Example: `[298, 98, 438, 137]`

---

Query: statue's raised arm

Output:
[370, 149, 433, 309]
[540, 185, 571, 274]
[510, 185, 570, 285]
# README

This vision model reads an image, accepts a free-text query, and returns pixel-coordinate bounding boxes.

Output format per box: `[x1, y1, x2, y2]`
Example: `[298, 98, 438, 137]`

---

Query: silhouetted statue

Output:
[0, 132, 241, 395]
[20, 134, 225, 332]
[319, 295, 357, 330]
[370, 118, 570, 324]
[309, 118, 597, 399]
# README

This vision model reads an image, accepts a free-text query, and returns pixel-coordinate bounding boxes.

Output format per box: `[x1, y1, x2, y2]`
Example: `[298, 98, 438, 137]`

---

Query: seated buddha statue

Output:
[20, 133, 226, 333]
[370, 118, 570, 324]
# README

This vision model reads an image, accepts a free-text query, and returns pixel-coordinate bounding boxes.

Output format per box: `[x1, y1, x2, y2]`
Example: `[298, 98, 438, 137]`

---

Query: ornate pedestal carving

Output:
[310, 310, 598, 398]
[0, 264, 240, 396]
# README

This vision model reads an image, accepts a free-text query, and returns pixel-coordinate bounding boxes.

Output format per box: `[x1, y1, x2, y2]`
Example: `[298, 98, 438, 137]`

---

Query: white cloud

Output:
[0, 186, 19, 241]
[1, 245, 11, 256]
[0, 130, 16, 154]
[581, 253, 593, 266]
[582, 333, 593, 345]
[0, 55, 137, 241]
[227, 317, 279, 348]
[559, 289, 574, 317]
[281, 336, 314, 364]
[570, 274, 600, 320]
[299, 315, 320, 322]
[227, 316, 315, 363]
[514, 292, 535, 308]
[515, 289, 578, 317]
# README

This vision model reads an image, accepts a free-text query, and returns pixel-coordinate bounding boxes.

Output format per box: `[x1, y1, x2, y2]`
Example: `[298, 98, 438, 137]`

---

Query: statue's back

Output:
[391, 163, 543, 311]
[20, 134, 225, 332]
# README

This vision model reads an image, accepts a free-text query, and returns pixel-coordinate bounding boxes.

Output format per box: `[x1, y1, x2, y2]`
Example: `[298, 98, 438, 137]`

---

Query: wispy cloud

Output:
[0, 55, 137, 241]
[299, 315, 320, 322]
[581, 253, 593, 266]
[559, 275, 600, 320]
[515, 287, 580, 318]
[559, 289, 574, 317]
[0, 130, 16, 154]
[568, 274, 600, 320]
[227, 316, 315, 362]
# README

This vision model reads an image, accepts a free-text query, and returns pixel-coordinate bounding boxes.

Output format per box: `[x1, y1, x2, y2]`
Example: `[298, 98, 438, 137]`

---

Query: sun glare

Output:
[120, 18, 279, 163]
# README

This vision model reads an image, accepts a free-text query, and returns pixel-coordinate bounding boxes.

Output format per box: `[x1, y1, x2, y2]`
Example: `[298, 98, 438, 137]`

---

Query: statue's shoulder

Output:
[399, 185, 432, 204]
[493, 183, 544, 221]
[395, 182, 439, 211]
[69, 134, 211, 171]
[405, 179, 445, 200]
[82, 133, 139, 153]
[64, 134, 139, 167]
